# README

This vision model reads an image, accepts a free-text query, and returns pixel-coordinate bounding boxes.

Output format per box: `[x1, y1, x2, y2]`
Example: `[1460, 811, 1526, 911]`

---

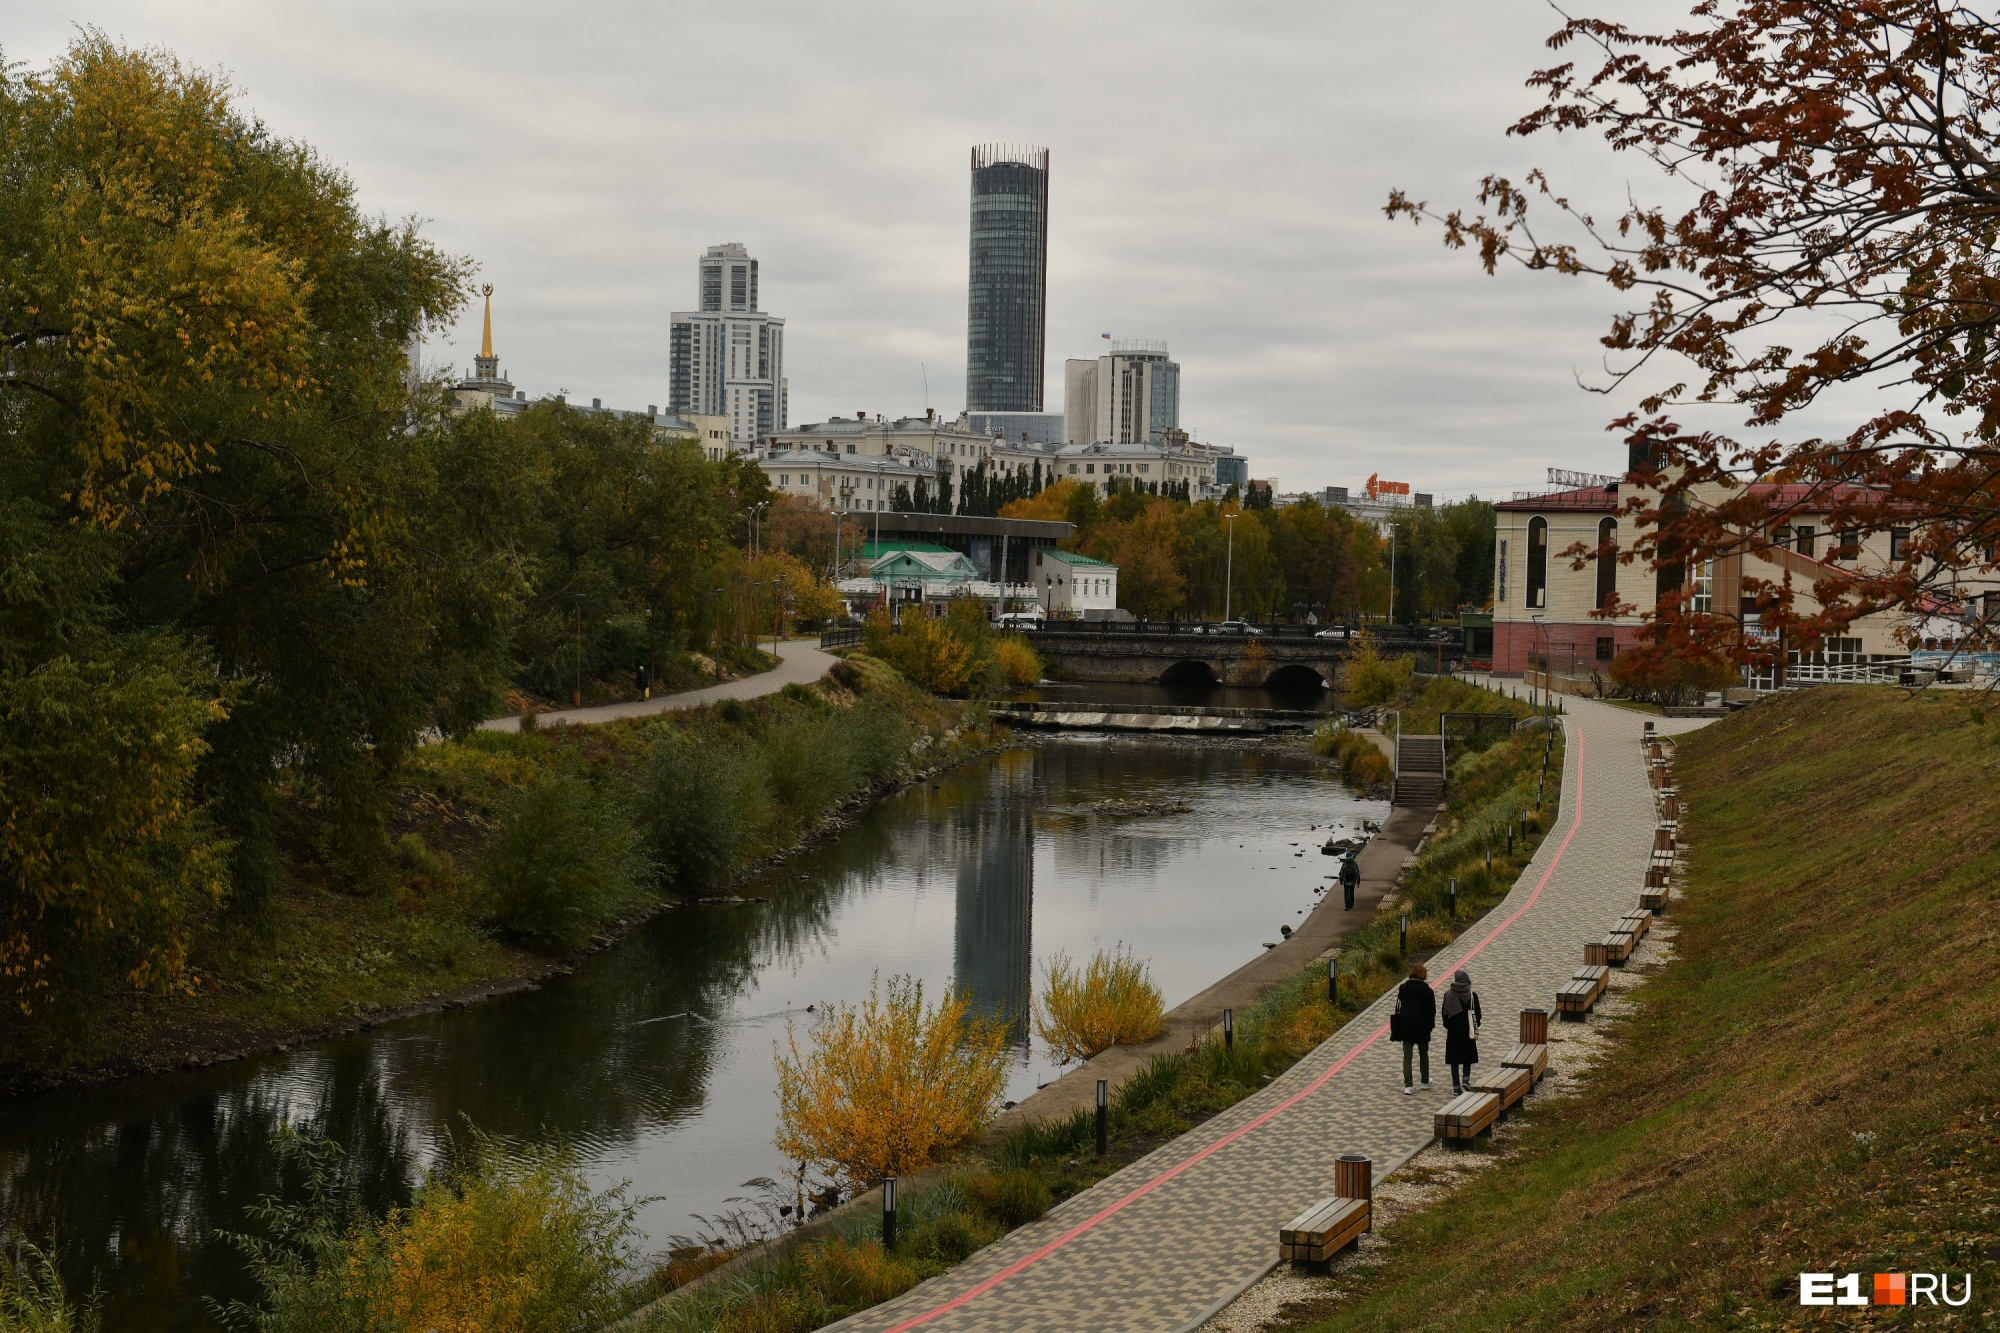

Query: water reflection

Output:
[0, 738, 1382, 1332]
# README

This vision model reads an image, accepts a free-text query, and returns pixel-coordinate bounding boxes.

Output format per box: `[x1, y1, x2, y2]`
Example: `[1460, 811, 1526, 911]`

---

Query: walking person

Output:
[1392, 962, 1434, 1094]
[1442, 969, 1483, 1093]
[1339, 851, 1360, 910]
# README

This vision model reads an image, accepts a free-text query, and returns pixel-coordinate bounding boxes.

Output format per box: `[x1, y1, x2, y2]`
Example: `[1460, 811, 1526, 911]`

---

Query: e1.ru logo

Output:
[1800, 1272, 1972, 1307]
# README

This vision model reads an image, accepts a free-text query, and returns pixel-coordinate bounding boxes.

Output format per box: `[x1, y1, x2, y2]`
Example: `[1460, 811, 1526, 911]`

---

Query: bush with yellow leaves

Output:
[775, 975, 1011, 1189]
[1033, 945, 1166, 1064]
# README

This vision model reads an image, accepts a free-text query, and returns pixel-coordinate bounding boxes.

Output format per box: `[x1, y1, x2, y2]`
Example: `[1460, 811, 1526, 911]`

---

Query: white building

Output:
[1034, 547, 1119, 616]
[1038, 437, 1219, 497]
[760, 448, 941, 514]
[767, 411, 995, 495]
[1063, 339, 1180, 445]
[669, 243, 787, 449]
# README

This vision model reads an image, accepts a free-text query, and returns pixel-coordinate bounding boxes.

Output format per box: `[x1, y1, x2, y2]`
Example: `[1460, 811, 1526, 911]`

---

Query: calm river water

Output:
[0, 730, 1380, 1331]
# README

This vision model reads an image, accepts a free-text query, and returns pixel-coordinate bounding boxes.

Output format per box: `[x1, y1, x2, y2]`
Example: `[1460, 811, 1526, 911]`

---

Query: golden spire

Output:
[479, 283, 495, 359]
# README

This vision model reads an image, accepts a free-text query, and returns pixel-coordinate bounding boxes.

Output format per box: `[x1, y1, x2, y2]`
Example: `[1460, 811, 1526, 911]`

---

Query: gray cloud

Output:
[18, 0, 1717, 498]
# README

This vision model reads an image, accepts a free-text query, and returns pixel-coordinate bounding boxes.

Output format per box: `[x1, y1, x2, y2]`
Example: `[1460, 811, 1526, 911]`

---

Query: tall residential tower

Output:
[966, 145, 1049, 414]
[670, 242, 787, 448]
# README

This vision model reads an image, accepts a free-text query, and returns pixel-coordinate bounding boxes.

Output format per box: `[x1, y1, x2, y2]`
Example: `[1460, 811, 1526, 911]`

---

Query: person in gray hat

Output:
[1441, 969, 1483, 1093]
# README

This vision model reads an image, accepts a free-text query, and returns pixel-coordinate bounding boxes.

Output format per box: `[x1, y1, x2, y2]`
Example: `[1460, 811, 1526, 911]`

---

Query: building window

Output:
[1837, 528, 1859, 562]
[1595, 636, 1614, 662]
[1138, 463, 1149, 473]
[1890, 527, 1912, 560]
[1086, 464, 1095, 474]
[1068, 464, 1078, 474]
[1526, 517, 1548, 608]
[1690, 559, 1713, 614]
[779, 474, 789, 485]
[1794, 524, 1816, 557]
[1596, 517, 1617, 611]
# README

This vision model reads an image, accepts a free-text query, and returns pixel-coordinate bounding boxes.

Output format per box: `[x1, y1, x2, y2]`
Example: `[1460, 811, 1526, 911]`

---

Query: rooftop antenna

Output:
[921, 362, 930, 413]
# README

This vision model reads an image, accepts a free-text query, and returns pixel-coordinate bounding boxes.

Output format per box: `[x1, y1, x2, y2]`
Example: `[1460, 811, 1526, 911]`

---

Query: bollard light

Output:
[1328, 957, 1338, 1006]
[1095, 1079, 1109, 1157]
[1449, 877, 1457, 919]
[881, 1176, 897, 1250]
[1223, 1008, 1234, 1051]
[1399, 913, 1408, 956]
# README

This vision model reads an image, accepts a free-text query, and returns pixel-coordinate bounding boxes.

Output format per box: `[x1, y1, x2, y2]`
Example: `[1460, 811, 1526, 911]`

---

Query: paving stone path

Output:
[828, 696, 1711, 1333]
[478, 639, 837, 732]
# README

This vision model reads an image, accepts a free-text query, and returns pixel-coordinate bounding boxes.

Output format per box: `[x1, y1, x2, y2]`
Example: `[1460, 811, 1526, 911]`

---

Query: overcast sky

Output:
[16, 1, 1712, 499]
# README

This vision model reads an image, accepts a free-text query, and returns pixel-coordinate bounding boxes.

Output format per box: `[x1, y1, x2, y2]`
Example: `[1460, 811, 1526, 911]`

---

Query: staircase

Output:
[1393, 735, 1444, 808]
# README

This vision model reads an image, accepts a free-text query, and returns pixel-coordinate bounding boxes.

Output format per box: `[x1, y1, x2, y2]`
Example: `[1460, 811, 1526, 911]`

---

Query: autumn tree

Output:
[1390, 0, 2000, 660]
[1081, 500, 1189, 617]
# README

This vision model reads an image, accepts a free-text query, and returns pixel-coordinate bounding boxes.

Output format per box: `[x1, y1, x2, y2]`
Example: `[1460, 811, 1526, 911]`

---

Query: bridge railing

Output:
[1028, 620, 1460, 649]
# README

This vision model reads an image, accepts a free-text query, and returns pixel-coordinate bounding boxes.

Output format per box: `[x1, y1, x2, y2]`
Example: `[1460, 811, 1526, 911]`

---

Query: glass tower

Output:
[966, 145, 1049, 413]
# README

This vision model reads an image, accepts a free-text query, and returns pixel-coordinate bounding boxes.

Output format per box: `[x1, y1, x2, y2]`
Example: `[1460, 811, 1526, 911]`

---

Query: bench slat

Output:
[1436, 1090, 1501, 1139]
[1468, 1063, 1531, 1109]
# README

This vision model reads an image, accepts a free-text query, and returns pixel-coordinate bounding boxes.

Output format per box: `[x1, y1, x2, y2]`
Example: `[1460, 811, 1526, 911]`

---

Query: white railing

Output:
[1784, 658, 1910, 685]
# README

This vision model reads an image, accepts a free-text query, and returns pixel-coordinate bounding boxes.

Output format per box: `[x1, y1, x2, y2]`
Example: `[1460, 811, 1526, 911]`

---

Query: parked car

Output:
[1198, 620, 1264, 636]
[1313, 625, 1354, 640]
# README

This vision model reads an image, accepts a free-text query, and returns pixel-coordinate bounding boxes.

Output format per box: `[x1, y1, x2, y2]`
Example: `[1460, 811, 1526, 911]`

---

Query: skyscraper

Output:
[966, 145, 1049, 414]
[670, 242, 787, 448]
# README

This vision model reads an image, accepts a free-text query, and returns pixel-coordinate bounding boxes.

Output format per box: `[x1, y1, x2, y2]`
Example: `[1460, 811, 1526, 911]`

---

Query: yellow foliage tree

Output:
[993, 634, 1043, 688]
[749, 550, 843, 630]
[328, 1139, 636, 1333]
[862, 606, 976, 695]
[1034, 945, 1166, 1064]
[775, 975, 1010, 1188]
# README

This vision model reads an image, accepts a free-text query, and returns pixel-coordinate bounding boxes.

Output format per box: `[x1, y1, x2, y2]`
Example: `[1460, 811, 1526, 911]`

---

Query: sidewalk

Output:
[478, 639, 838, 732]
[828, 695, 1712, 1333]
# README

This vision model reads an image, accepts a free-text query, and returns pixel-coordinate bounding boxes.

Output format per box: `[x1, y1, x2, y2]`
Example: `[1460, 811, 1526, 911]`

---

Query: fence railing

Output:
[819, 627, 865, 649]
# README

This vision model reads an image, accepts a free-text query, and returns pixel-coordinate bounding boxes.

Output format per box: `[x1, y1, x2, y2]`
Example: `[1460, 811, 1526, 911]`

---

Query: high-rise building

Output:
[669, 242, 787, 448]
[1063, 339, 1180, 444]
[966, 145, 1049, 414]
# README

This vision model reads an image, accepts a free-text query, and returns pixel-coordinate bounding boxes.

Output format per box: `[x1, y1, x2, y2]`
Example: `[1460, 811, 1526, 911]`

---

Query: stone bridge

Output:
[1033, 629, 1355, 688]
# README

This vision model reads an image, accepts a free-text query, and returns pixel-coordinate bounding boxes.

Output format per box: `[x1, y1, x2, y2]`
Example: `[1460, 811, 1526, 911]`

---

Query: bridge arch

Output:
[1262, 663, 1329, 691]
[1158, 659, 1219, 686]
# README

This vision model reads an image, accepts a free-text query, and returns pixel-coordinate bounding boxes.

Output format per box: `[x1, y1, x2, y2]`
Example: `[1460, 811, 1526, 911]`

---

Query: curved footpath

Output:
[478, 639, 838, 732]
[828, 696, 1711, 1333]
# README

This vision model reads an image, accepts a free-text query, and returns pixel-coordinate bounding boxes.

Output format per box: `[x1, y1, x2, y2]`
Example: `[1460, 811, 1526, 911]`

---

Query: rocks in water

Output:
[1061, 797, 1195, 818]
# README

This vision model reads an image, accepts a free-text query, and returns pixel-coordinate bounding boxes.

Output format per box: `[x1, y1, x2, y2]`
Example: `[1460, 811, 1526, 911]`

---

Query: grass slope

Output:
[1302, 687, 2000, 1331]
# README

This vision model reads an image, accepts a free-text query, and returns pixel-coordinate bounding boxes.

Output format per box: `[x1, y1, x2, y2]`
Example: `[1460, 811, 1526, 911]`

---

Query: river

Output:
[0, 725, 1380, 1331]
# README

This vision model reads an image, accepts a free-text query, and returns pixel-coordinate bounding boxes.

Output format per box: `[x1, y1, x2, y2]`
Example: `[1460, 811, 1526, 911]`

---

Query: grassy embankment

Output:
[1294, 686, 2000, 1332]
[6, 655, 985, 1088]
[637, 676, 1561, 1332]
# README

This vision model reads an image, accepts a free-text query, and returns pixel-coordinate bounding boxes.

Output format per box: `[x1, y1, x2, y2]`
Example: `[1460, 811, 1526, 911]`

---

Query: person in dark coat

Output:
[1442, 969, 1483, 1093]
[1339, 852, 1361, 910]
[1394, 962, 1434, 1093]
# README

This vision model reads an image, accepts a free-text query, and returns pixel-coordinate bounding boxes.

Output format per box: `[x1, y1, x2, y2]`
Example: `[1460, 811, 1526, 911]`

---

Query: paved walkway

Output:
[829, 695, 1710, 1333]
[478, 639, 838, 732]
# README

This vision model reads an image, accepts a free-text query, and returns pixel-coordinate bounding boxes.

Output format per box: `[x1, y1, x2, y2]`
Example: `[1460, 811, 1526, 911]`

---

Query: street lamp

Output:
[1223, 512, 1239, 623]
[712, 586, 726, 681]
[1531, 613, 1548, 718]
[1388, 522, 1397, 626]
[571, 592, 585, 706]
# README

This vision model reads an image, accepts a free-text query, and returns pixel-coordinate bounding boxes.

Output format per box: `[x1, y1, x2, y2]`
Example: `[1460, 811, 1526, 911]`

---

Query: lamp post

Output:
[571, 592, 585, 706]
[1531, 613, 1548, 718]
[1223, 511, 1239, 622]
[712, 586, 726, 681]
[1388, 522, 1397, 626]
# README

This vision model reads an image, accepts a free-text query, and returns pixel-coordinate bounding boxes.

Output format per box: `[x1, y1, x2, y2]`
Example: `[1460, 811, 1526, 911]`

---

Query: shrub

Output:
[864, 608, 976, 696]
[1311, 721, 1392, 790]
[635, 727, 770, 892]
[1343, 638, 1415, 707]
[1033, 945, 1167, 1064]
[227, 1131, 637, 1333]
[0, 1240, 98, 1332]
[1610, 644, 1736, 706]
[483, 769, 639, 953]
[992, 635, 1042, 689]
[956, 1169, 1052, 1228]
[774, 975, 1010, 1189]
[761, 710, 861, 827]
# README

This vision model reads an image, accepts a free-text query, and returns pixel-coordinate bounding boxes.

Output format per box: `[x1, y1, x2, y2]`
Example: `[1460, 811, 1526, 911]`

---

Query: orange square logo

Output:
[1874, 1273, 1907, 1306]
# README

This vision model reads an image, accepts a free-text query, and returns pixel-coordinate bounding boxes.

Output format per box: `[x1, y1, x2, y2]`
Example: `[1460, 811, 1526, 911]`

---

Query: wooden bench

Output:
[1652, 826, 1676, 855]
[1436, 1090, 1501, 1143]
[1468, 1063, 1531, 1114]
[1639, 884, 1670, 913]
[1554, 977, 1597, 1018]
[1500, 1042, 1548, 1085]
[1602, 929, 1635, 965]
[1279, 1154, 1371, 1264]
[1619, 908, 1653, 941]
[1279, 1197, 1369, 1263]
[1584, 940, 1611, 967]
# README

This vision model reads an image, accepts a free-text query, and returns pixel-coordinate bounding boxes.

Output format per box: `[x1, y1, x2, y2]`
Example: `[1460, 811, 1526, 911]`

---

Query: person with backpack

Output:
[1442, 969, 1484, 1093]
[1392, 962, 1434, 1094]
[1339, 852, 1361, 910]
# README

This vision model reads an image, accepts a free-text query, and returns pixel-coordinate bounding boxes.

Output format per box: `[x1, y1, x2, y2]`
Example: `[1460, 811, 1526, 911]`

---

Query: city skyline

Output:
[16, 1, 1733, 500]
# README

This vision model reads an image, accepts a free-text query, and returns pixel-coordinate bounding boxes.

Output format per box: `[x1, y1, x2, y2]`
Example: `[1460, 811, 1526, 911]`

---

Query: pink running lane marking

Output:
[874, 725, 1589, 1333]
